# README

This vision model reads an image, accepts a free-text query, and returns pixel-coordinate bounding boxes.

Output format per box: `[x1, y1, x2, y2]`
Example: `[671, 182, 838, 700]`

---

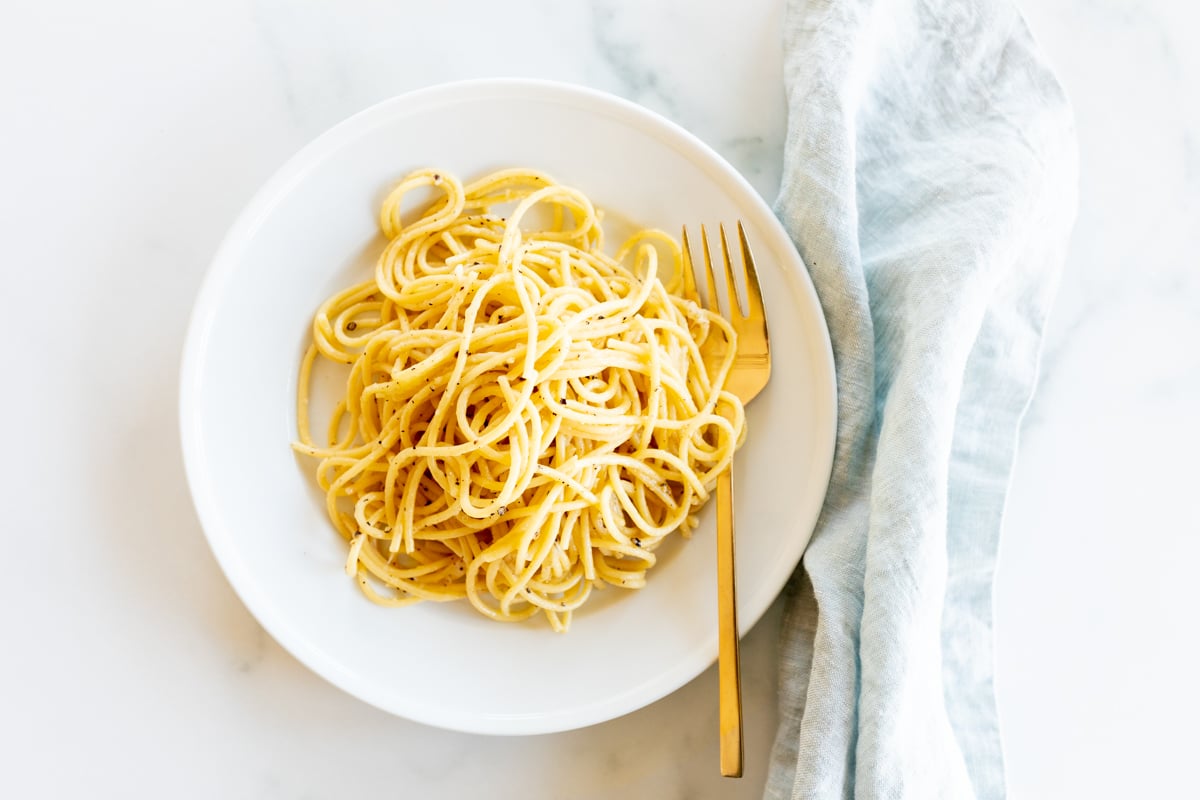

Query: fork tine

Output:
[718, 224, 743, 320]
[680, 227, 700, 304]
[736, 221, 766, 322]
[699, 224, 720, 313]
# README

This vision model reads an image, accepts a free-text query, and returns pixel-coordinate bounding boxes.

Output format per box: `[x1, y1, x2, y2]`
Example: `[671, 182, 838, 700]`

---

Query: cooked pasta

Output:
[293, 167, 744, 631]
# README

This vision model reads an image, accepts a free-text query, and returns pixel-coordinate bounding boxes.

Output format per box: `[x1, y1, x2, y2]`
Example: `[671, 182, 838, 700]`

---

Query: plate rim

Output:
[179, 77, 837, 735]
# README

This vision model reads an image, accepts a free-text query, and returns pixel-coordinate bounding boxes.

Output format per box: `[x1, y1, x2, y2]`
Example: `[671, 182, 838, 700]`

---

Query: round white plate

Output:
[180, 79, 835, 735]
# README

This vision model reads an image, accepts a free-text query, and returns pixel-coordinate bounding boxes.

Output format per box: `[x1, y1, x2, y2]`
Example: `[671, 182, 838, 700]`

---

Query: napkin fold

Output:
[766, 1, 1077, 798]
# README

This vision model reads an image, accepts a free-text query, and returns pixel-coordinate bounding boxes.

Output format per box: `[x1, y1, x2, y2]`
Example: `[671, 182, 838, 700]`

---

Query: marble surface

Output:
[1, 1, 1195, 797]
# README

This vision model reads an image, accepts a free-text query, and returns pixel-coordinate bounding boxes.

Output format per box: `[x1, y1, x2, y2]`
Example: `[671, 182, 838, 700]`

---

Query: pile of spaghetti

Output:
[294, 168, 744, 631]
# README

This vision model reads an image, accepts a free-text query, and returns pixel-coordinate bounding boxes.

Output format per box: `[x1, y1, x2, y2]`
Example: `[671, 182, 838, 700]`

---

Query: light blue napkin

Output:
[767, 1, 1078, 797]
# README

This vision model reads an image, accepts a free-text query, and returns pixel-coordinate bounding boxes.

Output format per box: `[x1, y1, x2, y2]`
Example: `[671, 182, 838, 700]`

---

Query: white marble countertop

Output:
[2, 1, 1196, 797]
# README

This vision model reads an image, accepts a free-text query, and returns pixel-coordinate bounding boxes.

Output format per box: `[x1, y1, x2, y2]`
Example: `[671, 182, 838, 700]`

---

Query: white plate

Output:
[180, 79, 836, 735]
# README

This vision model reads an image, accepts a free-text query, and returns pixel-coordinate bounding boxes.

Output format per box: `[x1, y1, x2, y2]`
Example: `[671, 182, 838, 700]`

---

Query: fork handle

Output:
[717, 464, 743, 778]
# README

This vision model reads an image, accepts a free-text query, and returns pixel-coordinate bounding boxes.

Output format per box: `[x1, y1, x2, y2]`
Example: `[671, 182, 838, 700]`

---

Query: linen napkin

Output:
[766, 1, 1078, 798]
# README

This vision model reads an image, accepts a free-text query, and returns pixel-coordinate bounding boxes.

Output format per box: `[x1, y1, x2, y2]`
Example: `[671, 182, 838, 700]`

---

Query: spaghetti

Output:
[294, 168, 744, 630]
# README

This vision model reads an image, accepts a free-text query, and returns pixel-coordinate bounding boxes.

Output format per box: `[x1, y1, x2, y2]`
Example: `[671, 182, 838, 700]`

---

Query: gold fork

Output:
[681, 222, 771, 778]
